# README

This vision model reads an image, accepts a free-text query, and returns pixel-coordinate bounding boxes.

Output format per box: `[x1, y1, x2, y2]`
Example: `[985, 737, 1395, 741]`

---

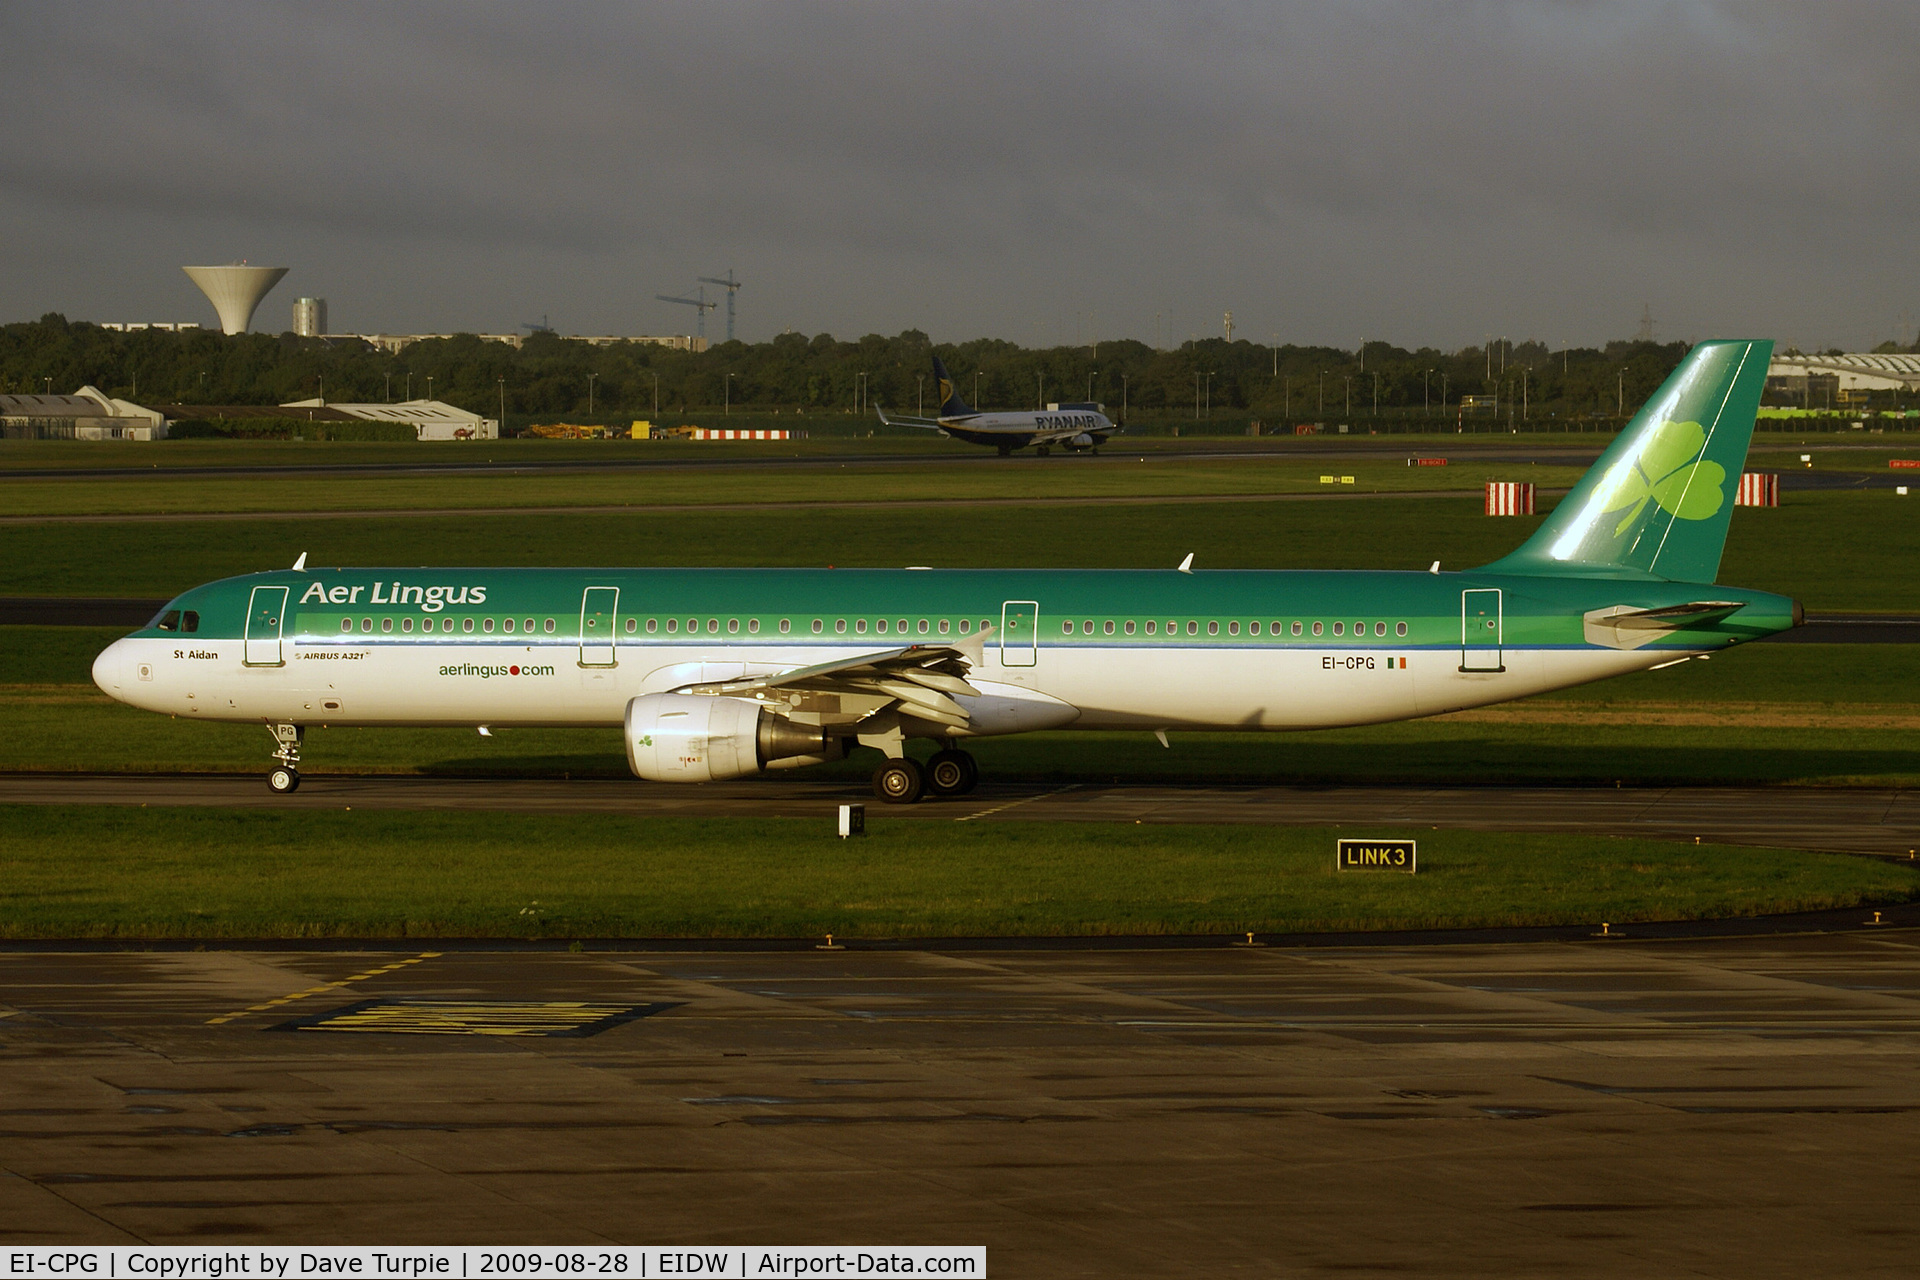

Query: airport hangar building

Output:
[1, 392, 496, 441]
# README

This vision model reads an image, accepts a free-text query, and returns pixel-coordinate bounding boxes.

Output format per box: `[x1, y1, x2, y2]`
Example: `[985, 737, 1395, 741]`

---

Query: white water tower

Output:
[182, 263, 289, 335]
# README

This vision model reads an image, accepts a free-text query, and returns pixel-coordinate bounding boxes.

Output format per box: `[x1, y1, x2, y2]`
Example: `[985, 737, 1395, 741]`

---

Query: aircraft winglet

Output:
[292, 552, 307, 572]
[1177, 553, 1194, 574]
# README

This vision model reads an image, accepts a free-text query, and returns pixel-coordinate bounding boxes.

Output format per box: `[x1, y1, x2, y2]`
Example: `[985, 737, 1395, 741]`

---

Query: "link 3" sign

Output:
[1336, 839, 1417, 873]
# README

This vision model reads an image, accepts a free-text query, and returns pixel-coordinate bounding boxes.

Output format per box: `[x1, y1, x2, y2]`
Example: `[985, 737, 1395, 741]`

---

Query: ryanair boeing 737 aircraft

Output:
[875, 356, 1118, 455]
[94, 340, 1798, 803]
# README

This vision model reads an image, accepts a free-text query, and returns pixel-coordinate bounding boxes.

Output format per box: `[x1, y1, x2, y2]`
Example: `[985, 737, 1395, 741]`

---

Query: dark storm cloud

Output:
[2, 1, 1916, 348]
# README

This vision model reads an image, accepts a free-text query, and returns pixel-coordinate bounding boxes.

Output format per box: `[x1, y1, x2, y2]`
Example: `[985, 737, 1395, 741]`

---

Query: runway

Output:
[3, 933, 1919, 1273]
[4, 774, 1916, 856]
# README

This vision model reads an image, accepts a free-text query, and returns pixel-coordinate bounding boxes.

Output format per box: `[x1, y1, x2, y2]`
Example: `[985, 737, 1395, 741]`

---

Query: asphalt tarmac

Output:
[5, 774, 1917, 857]
[4, 933, 1919, 1274]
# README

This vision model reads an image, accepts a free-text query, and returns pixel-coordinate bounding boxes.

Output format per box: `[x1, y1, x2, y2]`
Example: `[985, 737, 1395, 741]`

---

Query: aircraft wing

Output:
[875, 406, 945, 430]
[675, 632, 995, 732]
[1582, 601, 1747, 649]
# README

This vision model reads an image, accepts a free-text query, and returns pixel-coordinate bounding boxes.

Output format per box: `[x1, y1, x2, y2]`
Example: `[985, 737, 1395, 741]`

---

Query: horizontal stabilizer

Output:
[1583, 601, 1746, 650]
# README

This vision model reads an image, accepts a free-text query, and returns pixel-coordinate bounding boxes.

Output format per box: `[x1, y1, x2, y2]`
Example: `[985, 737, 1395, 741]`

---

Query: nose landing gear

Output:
[267, 723, 304, 793]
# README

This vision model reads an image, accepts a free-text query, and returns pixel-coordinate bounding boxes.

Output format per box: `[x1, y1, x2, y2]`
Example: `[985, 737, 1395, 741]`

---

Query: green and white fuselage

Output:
[91, 340, 1801, 798]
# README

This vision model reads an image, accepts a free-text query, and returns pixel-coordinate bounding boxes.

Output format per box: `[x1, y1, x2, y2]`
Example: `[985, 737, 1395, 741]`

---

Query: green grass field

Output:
[0, 456, 1590, 517]
[0, 805, 1909, 939]
[3, 490, 1915, 612]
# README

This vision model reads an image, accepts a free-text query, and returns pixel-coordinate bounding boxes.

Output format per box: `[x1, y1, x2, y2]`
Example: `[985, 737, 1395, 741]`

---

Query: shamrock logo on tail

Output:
[1593, 419, 1725, 537]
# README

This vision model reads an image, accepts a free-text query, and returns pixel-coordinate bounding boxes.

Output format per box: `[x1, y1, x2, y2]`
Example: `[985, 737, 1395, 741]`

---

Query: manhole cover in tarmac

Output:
[276, 999, 679, 1037]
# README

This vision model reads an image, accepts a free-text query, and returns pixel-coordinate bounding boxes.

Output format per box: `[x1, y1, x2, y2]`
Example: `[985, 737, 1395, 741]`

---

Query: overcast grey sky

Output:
[2, 1, 1915, 351]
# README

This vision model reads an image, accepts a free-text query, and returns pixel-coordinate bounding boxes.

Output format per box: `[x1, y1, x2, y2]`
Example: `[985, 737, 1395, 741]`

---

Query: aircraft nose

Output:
[92, 638, 133, 699]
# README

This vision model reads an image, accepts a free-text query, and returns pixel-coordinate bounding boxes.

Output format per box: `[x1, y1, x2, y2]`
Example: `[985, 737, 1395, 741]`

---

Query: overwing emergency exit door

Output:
[1000, 600, 1038, 667]
[579, 587, 619, 667]
[1460, 588, 1503, 672]
[244, 585, 288, 667]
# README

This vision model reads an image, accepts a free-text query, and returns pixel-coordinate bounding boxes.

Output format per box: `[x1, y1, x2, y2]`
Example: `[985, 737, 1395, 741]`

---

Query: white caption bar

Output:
[4, 1250, 984, 1280]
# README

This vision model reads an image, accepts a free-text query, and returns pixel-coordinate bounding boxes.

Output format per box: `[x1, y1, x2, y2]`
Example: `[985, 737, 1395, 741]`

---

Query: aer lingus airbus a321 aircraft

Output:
[95, 339, 1798, 803]
[875, 356, 1117, 455]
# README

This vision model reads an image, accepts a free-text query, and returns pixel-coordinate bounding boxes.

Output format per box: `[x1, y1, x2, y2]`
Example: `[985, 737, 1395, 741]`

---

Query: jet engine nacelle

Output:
[624, 693, 844, 783]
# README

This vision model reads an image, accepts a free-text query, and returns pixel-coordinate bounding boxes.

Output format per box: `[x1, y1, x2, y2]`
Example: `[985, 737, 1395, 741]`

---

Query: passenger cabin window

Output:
[543, 619, 555, 634]
[382, 618, 394, 633]
[1227, 621, 1238, 636]
[626, 618, 637, 634]
[1208, 621, 1219, 636]
[1124, 620, 1135, 635]
[959, 619, 971, 634]
[524, 618, 534, 633]
[938, 619, 949, 634]
[667, 618, 679, 633]
[1250, 622, 1260, 635]
[835, 619, 847, 634]
[727, 619, 739, 634]
[1292, 622, 1303, 636]
[648, 619, 659, 633]
[483, 618, 495, 633]
[856, 619, 868, 634]
[918, 619, 929, 635]
[361, 618, 373, 633]
[1396, 622, 1407, 636]
[878, 619, 890, 634]
[1146, 621, 1156, 635]
[402, 617, 414, 633]
[463, 618, 475, 633]
[748, 619, 760, 634]
[1333, 622, 1344, 636]
[1312, 621, 1323, 636]
[1186, 621, 1198, 636]
[1104, 620, 1115, 635]
[1375, 622, 1387, 637]
[1063, 621, 1075, 634]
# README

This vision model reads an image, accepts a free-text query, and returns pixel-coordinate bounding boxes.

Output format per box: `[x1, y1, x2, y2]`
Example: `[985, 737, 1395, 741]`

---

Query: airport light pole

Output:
[1194, 372, 1201, 420]
[426, 376, 434, 401]
[384, 373, 391, 403]
[1423, 369, 1431, 417]
[1618, 368, 1626, 417]
[497, 377, 505, 435]
[917, 374, 923, 415]
[724, 373, 734, 416]
[1088, 370, 1095, 403]
[648, 370, 658, 419]
[405, 372, 412, 400]
[1120, 374, 1127, 423]
[974, 371, 983, 409]
[1344, 374, 1351, 417]
[588, 373, 597, 414]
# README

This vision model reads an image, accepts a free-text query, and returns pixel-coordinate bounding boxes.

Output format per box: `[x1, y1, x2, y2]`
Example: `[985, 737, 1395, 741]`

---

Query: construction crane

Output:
[696, 270, 743, 343]
[519, 314, 553, 334]
[654, 286, 718, 342]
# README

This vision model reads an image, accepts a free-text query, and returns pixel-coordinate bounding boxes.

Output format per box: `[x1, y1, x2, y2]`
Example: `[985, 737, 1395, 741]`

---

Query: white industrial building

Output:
[0, 387, 169, 439]
[281, 398, 498, 440]
[1767, 352, 1920, 393]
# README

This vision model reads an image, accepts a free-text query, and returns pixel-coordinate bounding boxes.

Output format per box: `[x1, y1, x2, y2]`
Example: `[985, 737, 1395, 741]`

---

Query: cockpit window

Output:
[182, 611, 199, 633]
[153, 609, 181, 631]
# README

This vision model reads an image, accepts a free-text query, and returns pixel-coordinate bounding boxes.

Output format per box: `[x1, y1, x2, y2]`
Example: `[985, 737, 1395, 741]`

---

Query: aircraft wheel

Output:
[1036, 445, 1051, 456]
[872, 757, 925, 805]
[268, 766, 300, 794]
[925, 749, 978, 797]
[997, 445, 1013, 457]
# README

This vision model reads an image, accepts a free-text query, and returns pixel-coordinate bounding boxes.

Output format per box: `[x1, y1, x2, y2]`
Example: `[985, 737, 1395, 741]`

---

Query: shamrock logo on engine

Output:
[1591, 418, 1726, 537]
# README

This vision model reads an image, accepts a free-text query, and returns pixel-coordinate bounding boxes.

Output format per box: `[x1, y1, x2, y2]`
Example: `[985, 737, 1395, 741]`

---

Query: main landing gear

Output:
[870, 748, 979, 805]
[267, 723, 304, 793]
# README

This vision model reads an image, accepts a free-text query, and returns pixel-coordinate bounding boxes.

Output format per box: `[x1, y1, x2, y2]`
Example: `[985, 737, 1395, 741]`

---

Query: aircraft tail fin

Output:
[932, 356, 975, 416]
[1481, 338, 1772, 584]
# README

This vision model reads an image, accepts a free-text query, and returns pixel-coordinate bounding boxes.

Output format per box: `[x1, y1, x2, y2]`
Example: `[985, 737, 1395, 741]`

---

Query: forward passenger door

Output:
[579, 587, 619, 667]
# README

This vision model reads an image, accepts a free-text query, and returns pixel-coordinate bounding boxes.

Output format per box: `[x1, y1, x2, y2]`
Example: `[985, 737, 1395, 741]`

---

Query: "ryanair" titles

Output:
[298, 582, 490, 613]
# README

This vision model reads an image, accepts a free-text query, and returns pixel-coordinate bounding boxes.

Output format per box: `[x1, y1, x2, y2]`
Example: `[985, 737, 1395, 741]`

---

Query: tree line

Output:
[0, 312, 1712, 425]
